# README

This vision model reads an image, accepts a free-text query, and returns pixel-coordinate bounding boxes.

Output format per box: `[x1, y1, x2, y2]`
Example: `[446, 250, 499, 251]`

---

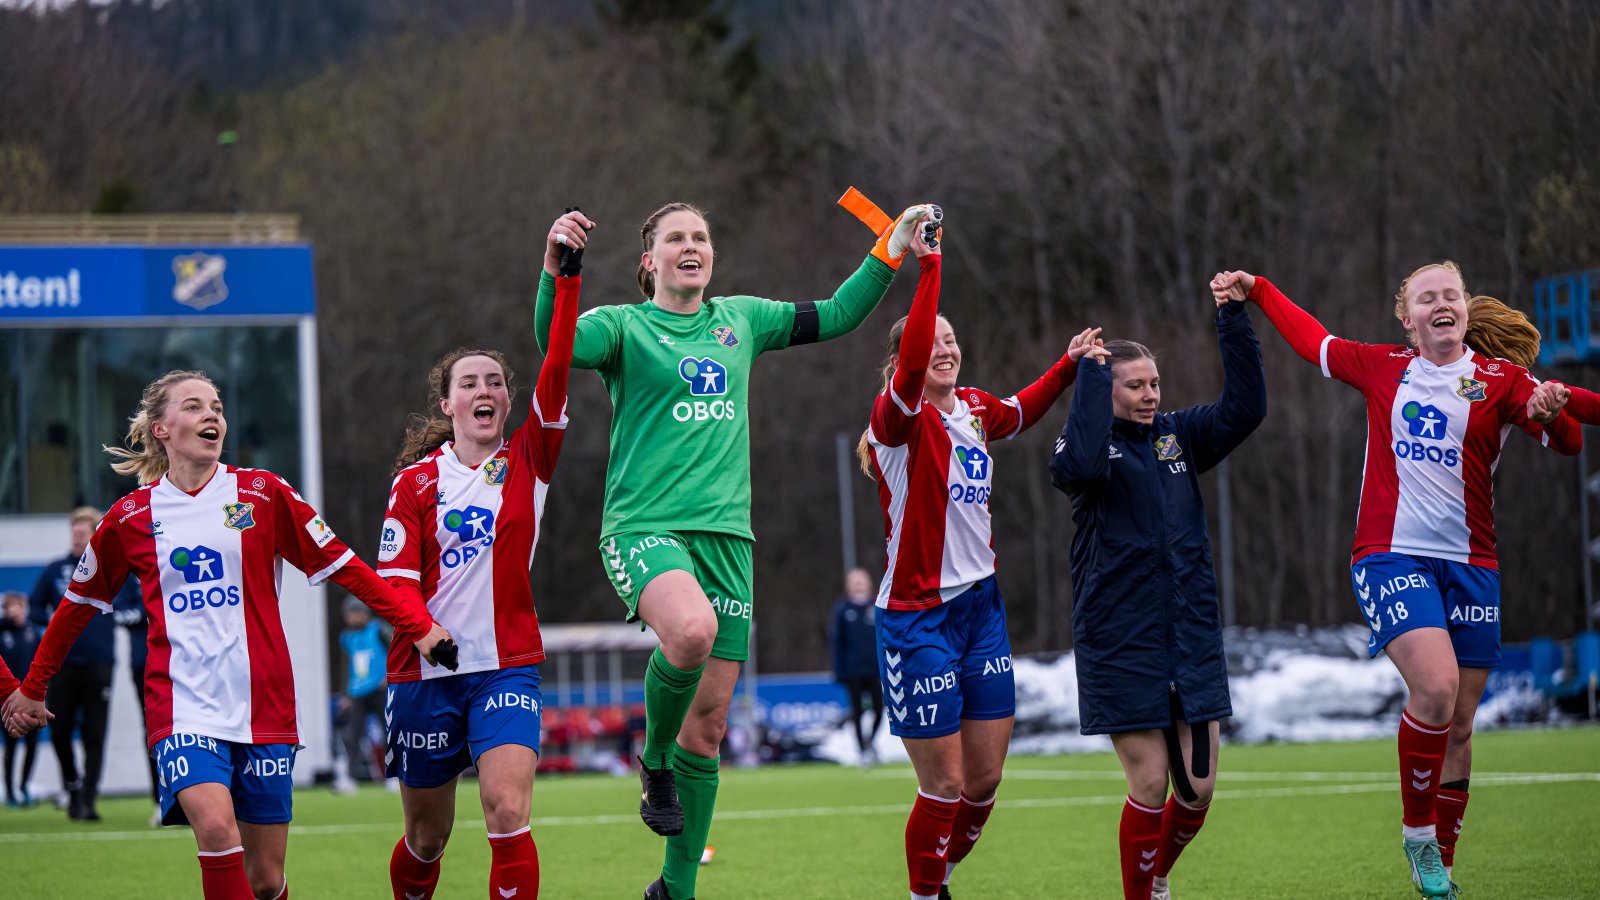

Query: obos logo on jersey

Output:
[1397, 401, 1460, 467]
[950, 446, 992, 505]
[222, 502, 256, 531]
[679, 357, 728, 396]
[482, 458, 508, 486]
[73, 545, 98, 583]
[442, 506, 495, 569]
[167, 545, 240, 613]
[377, 518, 406, 563]
[674, 356, 737, 423]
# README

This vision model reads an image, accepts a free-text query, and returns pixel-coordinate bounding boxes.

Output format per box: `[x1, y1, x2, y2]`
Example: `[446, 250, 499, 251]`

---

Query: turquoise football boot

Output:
[1402, 837, 1450, 898]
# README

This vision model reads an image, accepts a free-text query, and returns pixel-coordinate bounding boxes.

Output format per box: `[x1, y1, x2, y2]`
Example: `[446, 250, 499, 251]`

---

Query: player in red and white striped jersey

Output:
[859, 225, 1095, 900]
[1213, 264, 1579, 899]
[1, 370, 452, 900]
[379, 235, 580, 900]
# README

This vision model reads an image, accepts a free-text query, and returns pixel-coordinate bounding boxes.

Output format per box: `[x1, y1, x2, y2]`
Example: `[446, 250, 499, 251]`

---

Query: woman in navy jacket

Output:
[1049, 292, 1265, 900]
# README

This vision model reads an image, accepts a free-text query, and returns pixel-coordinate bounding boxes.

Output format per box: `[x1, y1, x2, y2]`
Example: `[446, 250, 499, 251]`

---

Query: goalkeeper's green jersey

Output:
[535, 256, 895, 540]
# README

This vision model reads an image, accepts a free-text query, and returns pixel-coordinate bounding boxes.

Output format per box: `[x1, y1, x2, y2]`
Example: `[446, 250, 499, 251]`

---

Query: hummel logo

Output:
[658, 334, 674, 345]
[889, 687, 905, 703]
[499, 888, 518, 898]
[1354, 568, 1367, 586]
[407, 893, 425, 900]
[885, 650, 902, 667]
[893, 706, 908, 722]
[936, 836, 951, 858]
[1108, 445, 1124, 460]
[1139, 848, 1157, 872]
[966, 826, 982, 841]
[1176, 830, 1197, 844]
[886, 669, 903, 687]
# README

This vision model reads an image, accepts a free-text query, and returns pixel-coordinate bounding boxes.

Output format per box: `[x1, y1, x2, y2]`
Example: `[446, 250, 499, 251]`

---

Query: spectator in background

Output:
[829, 567, 882, 765]
[335, 596, 389, 794]
[2, 591, 41, 807]
[111, 569, 158, 824]
[29, 506, 117, 822]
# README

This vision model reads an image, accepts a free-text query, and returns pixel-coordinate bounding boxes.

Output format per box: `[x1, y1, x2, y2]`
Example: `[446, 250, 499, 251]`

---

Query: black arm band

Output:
[789, 301, 820, 346]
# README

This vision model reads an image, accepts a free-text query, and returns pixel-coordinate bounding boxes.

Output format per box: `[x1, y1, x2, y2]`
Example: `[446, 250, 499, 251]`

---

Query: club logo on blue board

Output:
[170, 546, 223, 584]
[171, 253, 229, 311]
[483, 458, 507, 486]
[222, 502, 256, 532]
[1155, 434, 1183, 461]
[443, 506, 495, 542]
[678, 357, 729, 396]
[1402, 402, 1448, 439]
[710, 326, 739, 348]
[1456, 376, 1487, 403]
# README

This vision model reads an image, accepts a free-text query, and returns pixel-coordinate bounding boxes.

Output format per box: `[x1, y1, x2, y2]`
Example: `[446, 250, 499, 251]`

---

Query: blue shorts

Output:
[152, 733, 296, 827]
[385, 665, 543, 788]
[876, 576, 1015, 739]
[1352, 553, 1502, 667]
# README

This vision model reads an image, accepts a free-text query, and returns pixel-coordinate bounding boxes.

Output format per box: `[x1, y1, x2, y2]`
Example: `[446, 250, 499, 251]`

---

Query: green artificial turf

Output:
[2, 726, 1596, 898]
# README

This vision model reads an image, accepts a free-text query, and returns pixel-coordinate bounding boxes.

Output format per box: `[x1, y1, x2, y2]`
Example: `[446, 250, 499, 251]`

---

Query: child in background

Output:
[1, 591, 40, 808]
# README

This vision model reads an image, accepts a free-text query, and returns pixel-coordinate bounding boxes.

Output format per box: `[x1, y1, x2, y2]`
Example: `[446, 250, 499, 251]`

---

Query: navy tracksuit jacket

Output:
[1050, 303, 1266, 734]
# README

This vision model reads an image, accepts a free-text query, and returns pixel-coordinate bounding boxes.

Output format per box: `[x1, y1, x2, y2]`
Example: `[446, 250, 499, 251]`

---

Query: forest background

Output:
[4, 0, 1598, 671]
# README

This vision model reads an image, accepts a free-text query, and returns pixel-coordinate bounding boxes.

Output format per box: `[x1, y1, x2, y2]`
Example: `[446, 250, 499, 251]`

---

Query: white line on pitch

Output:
[0, 772, 1594, 844]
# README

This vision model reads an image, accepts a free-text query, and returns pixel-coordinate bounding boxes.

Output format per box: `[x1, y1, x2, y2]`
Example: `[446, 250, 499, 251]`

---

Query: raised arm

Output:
[801, 206, 939, 346]
[534, 209, 615, 368]
[887, 253, 942, 411]
[1050, 347, 1116, 491]
[1214, 271, 1330, 366]
[532, 259, 580, 427]
[1175, 300, 1268, 473]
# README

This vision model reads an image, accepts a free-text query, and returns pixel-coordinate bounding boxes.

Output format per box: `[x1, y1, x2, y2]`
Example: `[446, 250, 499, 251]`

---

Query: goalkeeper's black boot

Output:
[644, 876, 692, 900]
[638, 757, 684, 836]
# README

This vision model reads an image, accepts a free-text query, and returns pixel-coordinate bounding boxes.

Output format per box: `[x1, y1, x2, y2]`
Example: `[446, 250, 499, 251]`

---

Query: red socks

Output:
[487, 827, 539, 899]
[1398, 711, 1450, 831]
[197, 847, 254, 900]
[904, 791, 959, 897]
[1436, 787, 1469, 868]
[1155, 794, 1209, 877]
[946, 793, 996, 867]
[390, 836, 443, 900]
[1119, 797, 1164, 900]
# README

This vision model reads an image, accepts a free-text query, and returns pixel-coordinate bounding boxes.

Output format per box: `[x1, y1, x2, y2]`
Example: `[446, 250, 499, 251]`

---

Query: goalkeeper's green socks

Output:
[642, 648, 703, 771]
[661, 746, 719, 899]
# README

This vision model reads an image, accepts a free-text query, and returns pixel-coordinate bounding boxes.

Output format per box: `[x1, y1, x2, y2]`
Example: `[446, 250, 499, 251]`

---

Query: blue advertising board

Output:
[0, 245, 314, 323]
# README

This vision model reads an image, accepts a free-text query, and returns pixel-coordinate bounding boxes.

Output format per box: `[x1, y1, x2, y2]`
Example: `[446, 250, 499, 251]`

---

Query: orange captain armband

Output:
[838, 186, 893, 236]
[838, 187, 940, 271]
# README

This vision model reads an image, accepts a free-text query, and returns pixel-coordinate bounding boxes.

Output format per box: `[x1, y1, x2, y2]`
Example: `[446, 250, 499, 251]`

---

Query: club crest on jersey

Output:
[678, 356, 729, 396]
[222, 502, 256, 532]
[1155, 434, 1182, 461]
[483, 458, 507, 486]
[970, 415, 987, 443]
[1456, 376, 1487, 402]
[710, 325, 739, 348]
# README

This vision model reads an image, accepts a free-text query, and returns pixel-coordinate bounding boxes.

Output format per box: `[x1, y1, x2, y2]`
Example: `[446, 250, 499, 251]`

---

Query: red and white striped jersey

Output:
[1250, 276, 1581, 570]
[869, 387, 1038, 611]
[60, 466, 359, 746]
[378, 409, 565, 681]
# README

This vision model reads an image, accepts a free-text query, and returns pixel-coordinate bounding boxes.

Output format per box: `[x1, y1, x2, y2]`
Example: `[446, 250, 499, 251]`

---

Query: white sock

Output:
[1402, 824, 1437, 842]
[912, 893, 938, 900]
[1153, 876, 1169, 888]
[943, 861, 956, 884]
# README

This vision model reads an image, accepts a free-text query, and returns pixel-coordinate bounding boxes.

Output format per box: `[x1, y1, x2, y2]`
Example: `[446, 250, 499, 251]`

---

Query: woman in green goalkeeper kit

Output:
[536, 201, 931, 900]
